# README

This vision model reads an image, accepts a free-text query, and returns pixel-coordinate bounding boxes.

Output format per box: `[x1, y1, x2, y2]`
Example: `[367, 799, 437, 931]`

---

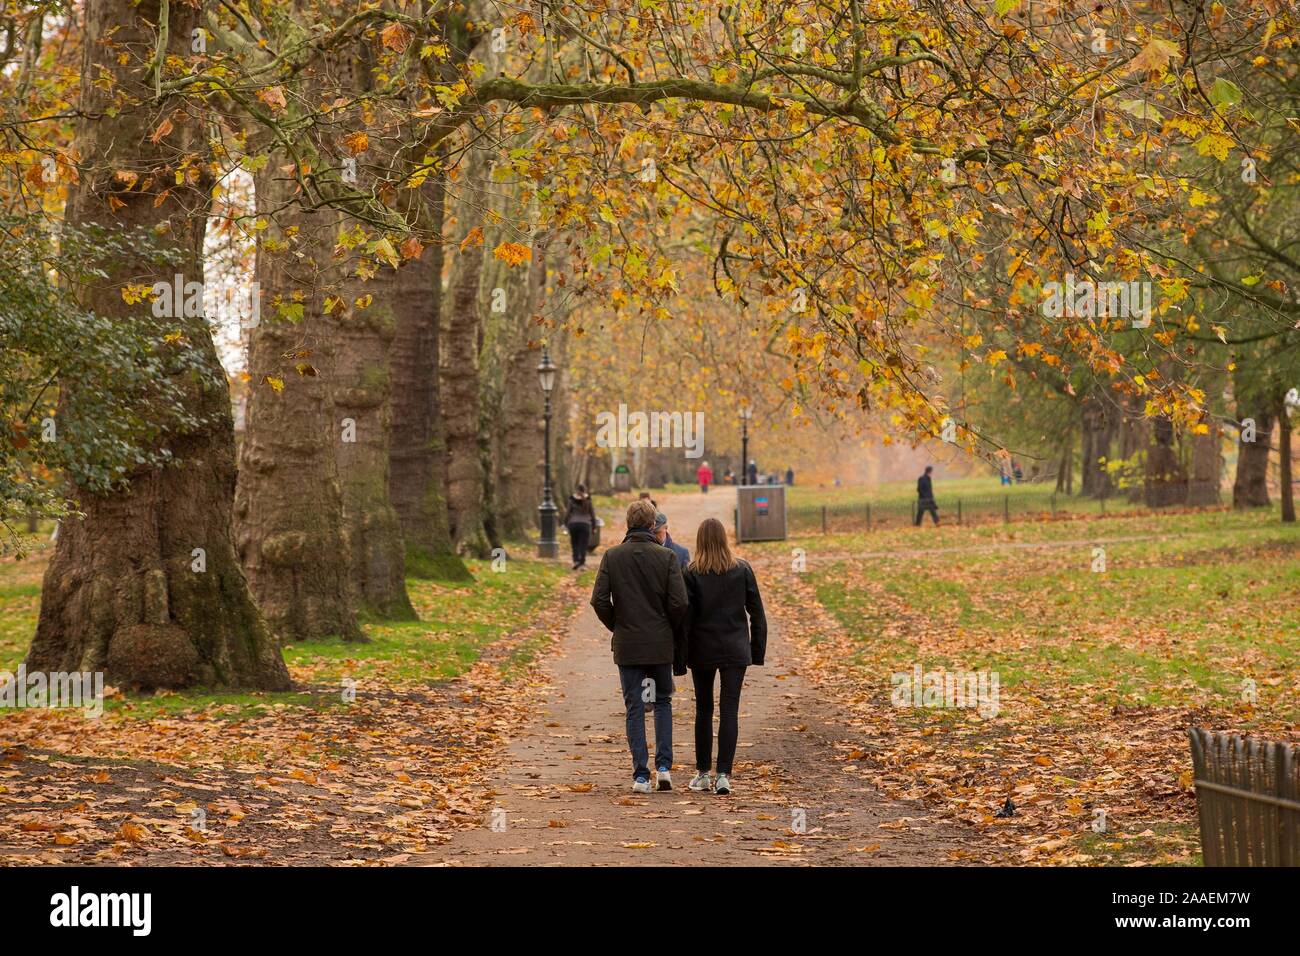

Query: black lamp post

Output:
[537, 346, 559, 558]
[740, 406, 752, 485]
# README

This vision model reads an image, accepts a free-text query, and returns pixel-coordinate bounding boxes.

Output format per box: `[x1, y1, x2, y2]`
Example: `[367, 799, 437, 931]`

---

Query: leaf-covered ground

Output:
[5, 506, 1296, 867]
[0, 544, 576, 865]
[750, 508, 1300, 865]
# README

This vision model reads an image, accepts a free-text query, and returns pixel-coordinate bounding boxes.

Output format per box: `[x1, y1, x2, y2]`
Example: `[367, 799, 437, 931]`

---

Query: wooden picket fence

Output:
[1188, 728, 1300, 866]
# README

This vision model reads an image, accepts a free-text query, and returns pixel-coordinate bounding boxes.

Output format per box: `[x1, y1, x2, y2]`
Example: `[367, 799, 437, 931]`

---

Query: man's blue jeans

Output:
[617, 664, 674, 781]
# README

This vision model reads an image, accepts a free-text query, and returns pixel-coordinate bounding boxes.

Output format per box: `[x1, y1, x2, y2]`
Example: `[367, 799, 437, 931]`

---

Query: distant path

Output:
[413, 487, 988, 866]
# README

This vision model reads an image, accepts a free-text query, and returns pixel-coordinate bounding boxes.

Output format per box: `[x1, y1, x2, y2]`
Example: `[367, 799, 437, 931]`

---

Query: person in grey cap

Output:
[654, 510, 689, 570]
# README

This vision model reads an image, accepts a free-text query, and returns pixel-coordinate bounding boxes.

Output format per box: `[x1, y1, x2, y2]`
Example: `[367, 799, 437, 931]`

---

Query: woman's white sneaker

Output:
[713, 773, 732, 795]
[656, 770, 673, 791]
[688, 771, 713, 792]
[632, 778, 652, 794]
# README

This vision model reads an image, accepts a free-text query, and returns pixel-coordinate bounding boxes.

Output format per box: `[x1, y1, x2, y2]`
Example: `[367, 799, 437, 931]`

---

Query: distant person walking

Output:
[746, 460, 758, 485]
[683, 518, 766, 796]
[696, 461, 713, 494]
[562, 484, 596, 570]
[915, 466, 940, 526]
[785, 467, 794, 486]
[590, 500, 689, 793]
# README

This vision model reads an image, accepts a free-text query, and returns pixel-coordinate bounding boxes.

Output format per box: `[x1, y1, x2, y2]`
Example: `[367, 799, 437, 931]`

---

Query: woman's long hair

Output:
[689, 517, 738, 575]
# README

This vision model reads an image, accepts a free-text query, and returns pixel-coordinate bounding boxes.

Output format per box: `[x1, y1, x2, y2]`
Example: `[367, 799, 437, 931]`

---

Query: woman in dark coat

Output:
[682, 517, 766, 794]
[561, 484, 596, 569]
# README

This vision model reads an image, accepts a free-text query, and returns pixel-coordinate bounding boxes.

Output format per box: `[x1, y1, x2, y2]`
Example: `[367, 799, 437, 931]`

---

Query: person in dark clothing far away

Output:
[653, 511, 689, 569]
[746, 460, 758, 485]
[915, 465, 940, 526]
[683, 517, 766, 796]
[590, 499, 689, 793]
[561, 484, 596, 569]
[785, 467, 794, 486]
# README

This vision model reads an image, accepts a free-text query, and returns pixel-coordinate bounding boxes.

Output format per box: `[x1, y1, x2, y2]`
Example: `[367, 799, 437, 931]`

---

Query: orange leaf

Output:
[381, 22, 413, 51]
[256, 86, 287, 111]
[149, 117, 174, 144]
[343, 131, 369, 155]
[493, 241, 532, 267]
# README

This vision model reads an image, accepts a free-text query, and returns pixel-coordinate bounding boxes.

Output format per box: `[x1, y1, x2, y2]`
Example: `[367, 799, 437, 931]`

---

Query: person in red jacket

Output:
[696, 461, 713, 494]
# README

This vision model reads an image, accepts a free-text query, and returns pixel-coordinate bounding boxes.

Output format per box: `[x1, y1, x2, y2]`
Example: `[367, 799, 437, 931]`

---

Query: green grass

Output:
[752, 499, 1291, 554]
[783, 506, 1298, 863]
[782, 477, 1280, 530]
[803, 510, 1299, 714]
[0, 544, 569, 718]
[0, 548, 45, 672]
[287, 554, 567, 684]
[803, 508, 1298, 714]
[1075, 821, 1201, 866]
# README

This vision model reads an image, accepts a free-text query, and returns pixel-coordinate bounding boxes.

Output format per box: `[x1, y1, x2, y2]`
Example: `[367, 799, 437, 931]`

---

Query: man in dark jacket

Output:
[590, 499, 689, 793]
[653, 511, 689, 570]
[915, 465, 939, 526]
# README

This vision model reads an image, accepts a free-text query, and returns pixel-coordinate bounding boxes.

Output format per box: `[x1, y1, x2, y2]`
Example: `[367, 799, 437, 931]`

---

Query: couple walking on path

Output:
[590, 499, 766, 795]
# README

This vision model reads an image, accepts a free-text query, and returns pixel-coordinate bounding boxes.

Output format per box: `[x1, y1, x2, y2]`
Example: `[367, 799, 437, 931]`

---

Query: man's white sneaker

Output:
[632, 778, 652, 794]
[713, 773, 732, 795]
[656, 770, 672, 791]
[688, 771, 713, 792]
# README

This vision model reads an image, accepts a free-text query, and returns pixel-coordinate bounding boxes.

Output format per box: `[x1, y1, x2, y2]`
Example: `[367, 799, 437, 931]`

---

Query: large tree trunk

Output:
[1144, 415, 1187, 508]
[26, 0, 289, 689]
[1079, 394, 1116, 499]
[1233, 406, 1273, 508]
[1279, 396, 1295, 524]
[1187, 416, 1222, 507]
[493, 236, 552, 540]
[441, 149, 493, 557]
[1054, 427, 1073, 495]
[233, 166, 363, 642]
[334, 266, 417, 619]
[1117, 394, 1147, 503]
[387, 174, 469, 580]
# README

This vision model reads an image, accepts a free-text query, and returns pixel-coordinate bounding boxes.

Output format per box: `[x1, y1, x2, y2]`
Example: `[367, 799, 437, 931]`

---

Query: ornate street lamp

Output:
[740, 406, 752, 485]
[537, 346, 559, 558]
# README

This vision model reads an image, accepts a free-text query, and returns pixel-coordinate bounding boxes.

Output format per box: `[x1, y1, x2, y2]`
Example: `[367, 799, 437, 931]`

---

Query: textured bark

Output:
[233, 166, 363, 642]
[1144, 415, 1187, 508]
[441, 150, 493, 557]
[1187, 417, 1222, 507]
[26, 0, 289, 689]
[494, 237, 551, 540]
[1233, 406, 1273, 508]
[1079, 396, 1116, 499]
[388, 175, 469, 580]
[550, 331, 573, 499]
[334, 269, 416, 619]
[1117, 394, 1147, 503]
[1054, 428, 1073, 494]
[1279, 397, 1295, 524]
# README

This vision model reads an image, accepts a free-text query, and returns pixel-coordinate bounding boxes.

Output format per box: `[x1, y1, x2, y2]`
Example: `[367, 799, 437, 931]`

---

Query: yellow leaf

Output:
[1125, 37, 1182, 76]
[1195, 133, 1233, 162]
